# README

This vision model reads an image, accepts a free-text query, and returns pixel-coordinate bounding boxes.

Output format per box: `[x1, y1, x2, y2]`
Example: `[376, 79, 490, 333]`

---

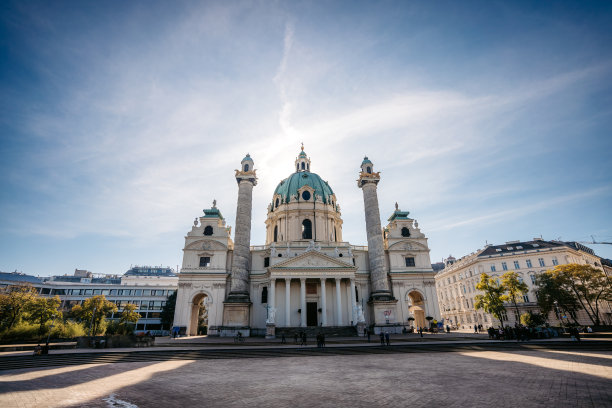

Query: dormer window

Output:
[401, 227, 410, 237]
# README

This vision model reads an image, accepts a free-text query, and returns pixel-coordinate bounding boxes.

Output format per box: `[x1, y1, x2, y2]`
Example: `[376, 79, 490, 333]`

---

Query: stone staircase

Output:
[275, 326, 358, 338]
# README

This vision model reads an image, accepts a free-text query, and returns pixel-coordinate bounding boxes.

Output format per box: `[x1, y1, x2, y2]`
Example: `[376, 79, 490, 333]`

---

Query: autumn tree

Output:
[71, 295, 117, 335]
[120, 303, 140, 326]
[27, 295, 61, 335]
[474, 273, 506, 325]
[500, 271, 529, 323]
[0, 285, 37, 330]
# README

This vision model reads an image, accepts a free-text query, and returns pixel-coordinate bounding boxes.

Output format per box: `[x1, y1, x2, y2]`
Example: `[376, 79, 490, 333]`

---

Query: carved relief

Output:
[179, 283, 192, 288]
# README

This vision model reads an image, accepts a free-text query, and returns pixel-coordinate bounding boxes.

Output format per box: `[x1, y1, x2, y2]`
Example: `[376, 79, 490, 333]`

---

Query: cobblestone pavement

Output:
[1, 349, 611, 408]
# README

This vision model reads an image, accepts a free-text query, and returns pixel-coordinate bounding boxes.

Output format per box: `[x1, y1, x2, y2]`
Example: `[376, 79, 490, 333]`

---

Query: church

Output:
[173, 146, 440, 336]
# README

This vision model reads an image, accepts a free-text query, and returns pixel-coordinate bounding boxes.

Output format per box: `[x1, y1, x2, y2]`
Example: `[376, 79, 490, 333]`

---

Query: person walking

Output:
[379, 331, 385, 345]
[385, 332, 390, 346]
[366, 328, 371, 343]
[294, 332, 299, 344]
[281, 333, 286, 344]
[419, 327, 423, 338]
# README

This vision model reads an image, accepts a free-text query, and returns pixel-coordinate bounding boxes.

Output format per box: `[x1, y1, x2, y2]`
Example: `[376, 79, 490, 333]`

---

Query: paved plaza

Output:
[1, 347, 611, 408]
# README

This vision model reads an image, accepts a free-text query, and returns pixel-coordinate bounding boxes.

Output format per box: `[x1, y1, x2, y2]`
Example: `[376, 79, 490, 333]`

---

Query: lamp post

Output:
[553, 301, 563, 331]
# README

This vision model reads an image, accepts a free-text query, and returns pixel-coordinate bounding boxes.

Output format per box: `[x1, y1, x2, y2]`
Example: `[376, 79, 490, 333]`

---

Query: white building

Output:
[173, 147, 440, 336]
[434, 239, 612, 329]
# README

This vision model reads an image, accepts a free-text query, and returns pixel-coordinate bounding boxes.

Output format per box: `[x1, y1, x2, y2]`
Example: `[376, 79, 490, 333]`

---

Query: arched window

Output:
[401, 227, 410, 237]
[366, 166, 372, 174]
[302, 219, 312, 239]
[307, 163, 309, 170]
[275, 198, 279, 208]
[204, 226, 213, 236]
[301, 162, 305, 170]
[274, 226, 278, 242]
[261, 287, 268, 303]
[355, 286, 359, 302]
[334, 227, 338, 242]
[244, 164, 249, 172]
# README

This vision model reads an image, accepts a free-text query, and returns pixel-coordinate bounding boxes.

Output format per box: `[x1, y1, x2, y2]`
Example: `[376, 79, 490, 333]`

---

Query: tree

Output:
[500, 271, 529, 323]
[120, 303, 140, 326]
[71, 295, 117, 335]
[535, 272, 581, 325]
[552, 264, 612, 326]
[520, 312, 546, 327]
[0, 285, 37, 331]
[474, 273, 506, 325]
[26, 295, 61, 335]
[160, 291, 177, 330]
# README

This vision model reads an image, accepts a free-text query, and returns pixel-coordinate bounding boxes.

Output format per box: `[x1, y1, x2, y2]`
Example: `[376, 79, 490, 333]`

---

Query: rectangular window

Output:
[264, 257, 270, 267]
[110, 289, 117, 296]
[102, 289, 110, 296]
[142, 290, 151, 297]
[199, 256, 211, 267]
[490, 264, 496, 272]
[526, 259, 533, 268]
[85, 289, 93, 295]
[502, 262, 508, 271]
[522, 295, 530, 303]
[405, 257, 415, 267]
[538, 258, 545, 267]
[134, 289, 142, 296]
[552, 257, 558, 266]
[500, 311, 508, 321]
[141, 302, 148, 310]
[514, 261, 520, 269]
[93, 289, 102, 295]
[124, 290, 132, 296]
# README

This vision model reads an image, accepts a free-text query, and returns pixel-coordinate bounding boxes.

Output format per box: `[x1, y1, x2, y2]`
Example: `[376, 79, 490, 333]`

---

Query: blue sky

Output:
[1, 1, 611, 276]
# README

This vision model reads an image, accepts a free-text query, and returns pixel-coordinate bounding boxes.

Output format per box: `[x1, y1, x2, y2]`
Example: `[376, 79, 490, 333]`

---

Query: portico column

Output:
[285, 278, 291, 327]
[335, 278, 343, 326]
[300, 278, 307, 327]
[320, 278, 327, 326]
[269, 278, 276, 319]
[350, 278, 357, 323]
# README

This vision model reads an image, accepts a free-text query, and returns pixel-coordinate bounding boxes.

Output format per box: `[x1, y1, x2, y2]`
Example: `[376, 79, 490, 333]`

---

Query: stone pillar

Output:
[269, 279, 276, 316]
[358, 181, 391, 300]
[300, 278, 307, 327]
[320, 278, 327, 326]
[284, 278, 291, 327]
[223, 155, 257, 331]
[350, 278, 357, 323]
[358, 157, 398, 328]
[335, 278, 342, 326]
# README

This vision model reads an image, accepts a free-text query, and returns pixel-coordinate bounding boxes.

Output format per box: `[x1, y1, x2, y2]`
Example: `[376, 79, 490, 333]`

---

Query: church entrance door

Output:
[306, 302, 318, 326]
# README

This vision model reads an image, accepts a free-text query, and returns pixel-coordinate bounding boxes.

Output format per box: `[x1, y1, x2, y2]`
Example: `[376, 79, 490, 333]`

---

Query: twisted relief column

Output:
[358, 162, 391, 301]
[223, 155, 257, 330]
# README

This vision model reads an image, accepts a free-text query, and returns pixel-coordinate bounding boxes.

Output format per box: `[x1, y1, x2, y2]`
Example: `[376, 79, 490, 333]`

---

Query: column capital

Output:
[335, 277, 342, 283]
[300, 277, 307, 283]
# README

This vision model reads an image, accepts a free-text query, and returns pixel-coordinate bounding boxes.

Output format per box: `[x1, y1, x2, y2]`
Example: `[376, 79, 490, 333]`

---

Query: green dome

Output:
[273, 171, 335, 204]
[242, 154, 253, 162]
[361, 156, 372, 165]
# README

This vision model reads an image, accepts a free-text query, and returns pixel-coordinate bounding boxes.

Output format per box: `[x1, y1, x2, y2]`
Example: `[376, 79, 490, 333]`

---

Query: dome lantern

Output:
[294, 143, 311, 173]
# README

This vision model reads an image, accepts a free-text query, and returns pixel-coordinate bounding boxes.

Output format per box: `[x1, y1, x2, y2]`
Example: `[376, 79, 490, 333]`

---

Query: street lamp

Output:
[553, 301, 563, 331]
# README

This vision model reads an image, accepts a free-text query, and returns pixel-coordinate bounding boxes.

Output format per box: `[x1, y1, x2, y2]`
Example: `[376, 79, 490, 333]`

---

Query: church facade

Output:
[173, 147, 440, 336]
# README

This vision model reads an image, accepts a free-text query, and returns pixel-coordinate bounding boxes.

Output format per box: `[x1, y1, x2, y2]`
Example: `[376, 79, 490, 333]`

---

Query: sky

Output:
[1, 1, 611, 277]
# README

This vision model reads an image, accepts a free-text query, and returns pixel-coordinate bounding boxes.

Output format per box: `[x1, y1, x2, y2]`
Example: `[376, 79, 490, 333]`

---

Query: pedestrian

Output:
[385, 332, 390, 346]
[294, 332, 299, 344]
[474, 325, 478, 334]
[419, 327, 423, 338]
[321, 333, 326, 348]
[281, 333, 286, 344]
[301, 331, 307, 346]
[366, 328, 371, 343]
[379, 331, 385, 345]
[33, 344, 41, 356]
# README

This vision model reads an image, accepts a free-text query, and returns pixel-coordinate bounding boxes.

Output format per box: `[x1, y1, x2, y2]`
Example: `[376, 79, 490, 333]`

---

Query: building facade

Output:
[0, 267, 178, 334]
[173, 147, 440, 336]
[434, 239, 612, 329]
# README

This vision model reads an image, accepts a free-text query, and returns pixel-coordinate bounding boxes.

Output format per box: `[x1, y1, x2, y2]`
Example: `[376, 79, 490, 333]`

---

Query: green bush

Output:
[0, 322, 40, 341]
[50, 320, 86, 339]
[106, 320, 135, 336]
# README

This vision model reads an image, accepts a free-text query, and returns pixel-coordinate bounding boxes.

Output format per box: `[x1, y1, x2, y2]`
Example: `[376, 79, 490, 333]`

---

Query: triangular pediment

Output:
[271, 250, 356, 270]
